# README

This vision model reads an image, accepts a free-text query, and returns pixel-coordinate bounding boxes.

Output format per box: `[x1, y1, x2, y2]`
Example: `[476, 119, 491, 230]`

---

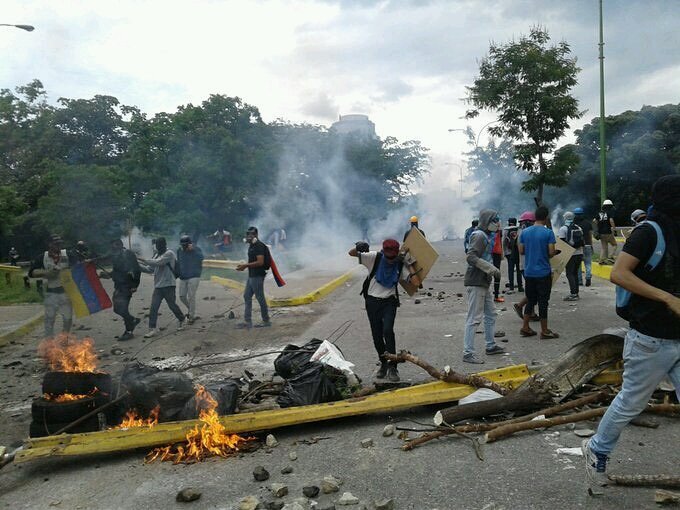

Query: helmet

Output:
[563, 211, 575, 222]
[180, 235, 192, 245]
[573, 207, 584, 215]
[630, 209, 646, 223]
[602, 199, 613, 207]
[519, 211, 535, 222]
[410, 216, 419, 223]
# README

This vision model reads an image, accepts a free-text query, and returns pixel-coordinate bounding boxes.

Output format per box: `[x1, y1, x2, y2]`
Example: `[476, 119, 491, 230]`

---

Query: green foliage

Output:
[466, 27, 582, 201]
[0, 271, 43, 305]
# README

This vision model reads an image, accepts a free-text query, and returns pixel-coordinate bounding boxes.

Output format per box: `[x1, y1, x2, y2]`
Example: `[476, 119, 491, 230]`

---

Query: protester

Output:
[558, 211, 584, 301]
[138, 237, 186, 338]
[503, 218, 522, 292]
[462, 209, 506, 364]
[108, 239, 142, 341]
[70, 240, 95, 263]
[518, 206, 559, 339]
[28, 235, 73, 338]
[8, 247, 19, 266]
[583, 175, 680, 488]
[463, 219, 479, 253]
[574, 207, 594, 287]
[266, 228, 287, 250]
[177, 235, 204, 325]
[349, 238, 420, 381]
[630, 208, 647, 225]
[491, 226, 504, 302]
[513, 211, 538, 321]
[210, 227, 232, 253]
[403, 215, 425, 242]
[236, 227, 271, 329]
[594, 199, 617, 263]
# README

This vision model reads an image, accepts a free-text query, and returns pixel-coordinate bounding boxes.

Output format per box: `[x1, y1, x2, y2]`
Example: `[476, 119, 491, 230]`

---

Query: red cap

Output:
[382, 239, 400, 257]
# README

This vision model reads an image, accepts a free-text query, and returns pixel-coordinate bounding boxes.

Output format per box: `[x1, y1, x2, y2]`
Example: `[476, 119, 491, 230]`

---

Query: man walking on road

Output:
[518, 206, 559, 339]
[583, 175, 680, 489]
[462, 209, 506, 364]
[109, 239, 142, 341]
[574, 207, 593, 287]
[350, 238, 420, 381]
[559, 211, 584, 301]
[594, 199, 617, 263]
[236, 227, 271, 329]
[177, 235, 204, 324]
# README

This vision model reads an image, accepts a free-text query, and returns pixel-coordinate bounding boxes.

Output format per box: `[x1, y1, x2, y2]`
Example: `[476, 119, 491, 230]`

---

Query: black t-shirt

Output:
[247, 240, 267, 277]
[596, 212, 613, 235]
[575, 218, 593, 245]
[622, 224, 680, 339]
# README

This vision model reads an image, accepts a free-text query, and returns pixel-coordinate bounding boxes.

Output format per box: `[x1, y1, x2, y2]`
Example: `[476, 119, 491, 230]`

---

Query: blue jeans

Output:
[463, 285, 497, 356]
[590, 329, 680, 455]
[579, 245, 593, 283]
[244, 276, 269, 323]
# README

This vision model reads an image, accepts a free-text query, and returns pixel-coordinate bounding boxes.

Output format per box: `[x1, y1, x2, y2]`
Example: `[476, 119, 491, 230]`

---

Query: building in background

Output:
[330, 114, 377, 139]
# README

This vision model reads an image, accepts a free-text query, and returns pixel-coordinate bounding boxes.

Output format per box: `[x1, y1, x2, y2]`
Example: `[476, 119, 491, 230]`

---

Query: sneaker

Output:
[254, 321, 272, 328]
[564, 294, 580, 301]
[386, 365, 400, 382]
[586, 278, 592, 287]
[494, 296, 505, 303]
[118, 331, 134, 341]
[177, 320, 185, 331]
[485, 345, 506, 355]
[144, 328, 159, 338]
[582, 439, 609, 487]
[235, 322, 252, 330]
[463, 354, 485, 364]
[375, 361, 388, 379]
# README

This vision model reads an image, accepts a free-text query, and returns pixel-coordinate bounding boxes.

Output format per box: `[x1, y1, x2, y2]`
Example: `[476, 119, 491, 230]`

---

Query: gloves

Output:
[398, 250, 417, 266]
[355, 241, 370, 253]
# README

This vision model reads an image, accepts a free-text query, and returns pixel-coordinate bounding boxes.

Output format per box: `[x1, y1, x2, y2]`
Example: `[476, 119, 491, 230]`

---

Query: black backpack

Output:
[263, 245, 272, 270]
[359, 252, 402, 306]
[567, 223, 585, 248]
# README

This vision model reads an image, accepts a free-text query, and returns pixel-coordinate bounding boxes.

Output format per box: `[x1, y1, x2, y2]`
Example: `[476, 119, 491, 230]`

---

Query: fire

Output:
[38, 334, 98, 373]
[115, 406, 160, 429]
[43, 388, 98, 402]
[146, 385, 252, 464]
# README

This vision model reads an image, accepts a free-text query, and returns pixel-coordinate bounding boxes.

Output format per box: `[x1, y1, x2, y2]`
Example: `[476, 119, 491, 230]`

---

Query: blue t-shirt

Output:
[520, 225, 556, 278]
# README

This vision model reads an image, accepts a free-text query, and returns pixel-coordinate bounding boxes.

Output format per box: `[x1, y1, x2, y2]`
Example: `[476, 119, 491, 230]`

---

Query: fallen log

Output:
[608, 474, 680, 489]
[384, 351, 511, 395]
[655, 489, 680, 505]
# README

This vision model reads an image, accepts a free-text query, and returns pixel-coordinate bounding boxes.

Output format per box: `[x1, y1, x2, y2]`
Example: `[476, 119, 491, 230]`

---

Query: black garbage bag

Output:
[274, 338, 323, 379]
[179, 379, 241, 420]
[277, 362, 343, 408]
[119, 362, 195, 422]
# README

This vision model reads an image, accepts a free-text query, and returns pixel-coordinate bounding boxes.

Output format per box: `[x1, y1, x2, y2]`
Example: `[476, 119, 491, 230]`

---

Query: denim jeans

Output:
[590, 329, 680, 455]
[463, 285, 497, 356]
[244, 276, 269, 323]
[579, 245, 593, 283]
[565, 254, 583, 295]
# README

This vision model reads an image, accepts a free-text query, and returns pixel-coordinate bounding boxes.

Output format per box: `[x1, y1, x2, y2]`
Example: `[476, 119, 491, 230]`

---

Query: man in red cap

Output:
[349, 238, 421, 382]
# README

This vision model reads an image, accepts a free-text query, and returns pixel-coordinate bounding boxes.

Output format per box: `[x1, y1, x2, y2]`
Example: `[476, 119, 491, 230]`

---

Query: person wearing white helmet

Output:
[593, 199, 617, 263]
[630, 209, 647, 225]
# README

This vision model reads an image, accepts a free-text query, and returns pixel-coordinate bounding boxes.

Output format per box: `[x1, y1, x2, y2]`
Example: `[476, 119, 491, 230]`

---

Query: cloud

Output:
[300, 92, 338, 120]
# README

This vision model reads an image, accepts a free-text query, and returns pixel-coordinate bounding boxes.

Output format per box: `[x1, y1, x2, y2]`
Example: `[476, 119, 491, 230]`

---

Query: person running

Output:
[559, 211, 584, 301]
[518, 206, 559, 339]
[574, 207, 594, 287]
[582, 175, 680, 489]
[108, 239, 142, 341]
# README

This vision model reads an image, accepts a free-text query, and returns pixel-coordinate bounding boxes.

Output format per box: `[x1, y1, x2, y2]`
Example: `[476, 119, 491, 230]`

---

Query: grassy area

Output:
[0, 271, 43, 305]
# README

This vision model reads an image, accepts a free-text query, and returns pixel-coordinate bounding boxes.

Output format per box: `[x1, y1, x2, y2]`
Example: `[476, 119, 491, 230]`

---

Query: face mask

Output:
[487, 222, 499, 232]
[565, 220, 573, 226]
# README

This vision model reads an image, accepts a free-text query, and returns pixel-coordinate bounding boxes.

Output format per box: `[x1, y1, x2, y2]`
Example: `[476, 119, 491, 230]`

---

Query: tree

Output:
[466, 27, 582, 203]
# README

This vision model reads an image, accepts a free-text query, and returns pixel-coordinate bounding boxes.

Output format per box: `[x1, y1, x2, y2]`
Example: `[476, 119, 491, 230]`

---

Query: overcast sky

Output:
[3, 0, 680, 191]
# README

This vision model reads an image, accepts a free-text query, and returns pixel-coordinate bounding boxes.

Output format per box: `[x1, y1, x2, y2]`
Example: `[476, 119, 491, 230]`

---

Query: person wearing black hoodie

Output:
[583, 175, 680, 489]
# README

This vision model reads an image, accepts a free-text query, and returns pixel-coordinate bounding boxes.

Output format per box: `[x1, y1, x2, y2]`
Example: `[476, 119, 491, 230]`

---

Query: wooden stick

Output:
[608, 474, 680, 489]
[655, 489, 680, 504]
[384, 350, 510, 395]
[52, 392, 129, 436]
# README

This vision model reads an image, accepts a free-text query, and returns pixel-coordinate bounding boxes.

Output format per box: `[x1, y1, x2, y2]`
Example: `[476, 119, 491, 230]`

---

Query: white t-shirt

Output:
[359, 251, 410, 299]
[558, 225, 584, 255]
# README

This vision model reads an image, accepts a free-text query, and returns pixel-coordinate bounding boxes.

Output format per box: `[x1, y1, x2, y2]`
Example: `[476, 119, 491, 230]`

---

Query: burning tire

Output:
[42, 372, 113, 396]
[31, 394, 110, 424]
[29, 416, 101, 437]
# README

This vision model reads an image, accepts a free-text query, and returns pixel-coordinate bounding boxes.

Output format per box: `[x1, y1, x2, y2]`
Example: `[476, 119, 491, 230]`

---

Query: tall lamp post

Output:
[0, 24, 35, 32]
[598, 0, 607, 205]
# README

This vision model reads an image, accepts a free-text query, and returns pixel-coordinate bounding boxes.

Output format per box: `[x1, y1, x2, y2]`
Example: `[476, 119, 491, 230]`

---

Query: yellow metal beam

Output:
[17, 364, 530, 463]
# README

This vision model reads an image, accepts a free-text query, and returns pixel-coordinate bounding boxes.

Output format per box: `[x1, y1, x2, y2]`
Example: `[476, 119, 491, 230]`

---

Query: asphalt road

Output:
[0, 240, 677, 510]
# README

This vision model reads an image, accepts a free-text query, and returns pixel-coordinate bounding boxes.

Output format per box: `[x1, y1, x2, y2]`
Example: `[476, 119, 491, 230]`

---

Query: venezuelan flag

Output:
[269, 255, 286, 288]
[61, 262, 112, 318]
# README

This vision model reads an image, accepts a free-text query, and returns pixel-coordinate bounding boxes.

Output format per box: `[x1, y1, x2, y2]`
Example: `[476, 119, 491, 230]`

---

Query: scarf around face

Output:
[375, 252, 400, 288]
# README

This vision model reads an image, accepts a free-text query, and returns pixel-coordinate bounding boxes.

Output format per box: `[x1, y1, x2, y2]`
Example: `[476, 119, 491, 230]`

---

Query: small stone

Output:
[337, 492, 360, 506]
[302, 486, 320, 498]
[317, 504, 336, 510]
[281, 466, 294, 474]
[414, 299, 421, 304]
[456, 293, 463, 297]
[397, 430, 409, 440]
[176, 488, 201, 502]
[209, 296, 216, 300]
[253, 465, 270, 481]
[322, 476, 342, 494]
[288, 451, 297, 461]
[574, 428, 595, 438]
[264, 502, 285, 510]
[374, 498, 395, 510]
[266, 434, 279, 447]
[239, 496, 261, 510]
[281, 503, 305, 510]
[228, 311, 236, 319]
[382, 424, 395, 437]
[360, 438, 373, 448]
[271, 483, 288, 498]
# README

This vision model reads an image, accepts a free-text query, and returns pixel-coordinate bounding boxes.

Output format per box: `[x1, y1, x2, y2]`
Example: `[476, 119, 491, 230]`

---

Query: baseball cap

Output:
[382, 239, 400, 257]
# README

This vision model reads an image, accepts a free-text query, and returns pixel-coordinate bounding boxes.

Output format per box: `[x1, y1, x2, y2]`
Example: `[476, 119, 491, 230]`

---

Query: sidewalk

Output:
[0, 304, 43, 345]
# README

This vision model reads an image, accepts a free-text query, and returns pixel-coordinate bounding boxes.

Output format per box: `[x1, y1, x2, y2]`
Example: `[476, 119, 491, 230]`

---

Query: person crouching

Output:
[349, 239, 421, 382]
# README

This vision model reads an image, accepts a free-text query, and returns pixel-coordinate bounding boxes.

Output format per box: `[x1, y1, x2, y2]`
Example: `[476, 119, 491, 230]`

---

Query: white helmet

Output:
[631, 209, 646, 223]
[602, 199, 613, 207]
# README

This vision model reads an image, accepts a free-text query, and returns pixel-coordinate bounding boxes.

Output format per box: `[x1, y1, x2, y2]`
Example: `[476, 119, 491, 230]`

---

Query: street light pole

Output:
[446, 162, 464, 199]
[598, 0, 607, 205]
[0, 24, 35, 32]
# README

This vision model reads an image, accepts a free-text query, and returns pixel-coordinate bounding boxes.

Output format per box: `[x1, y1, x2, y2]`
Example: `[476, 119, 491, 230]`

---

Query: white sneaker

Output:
[582, 438, 609, 487]
[177, 321, 185, 331]
[144, 328, 159, 338]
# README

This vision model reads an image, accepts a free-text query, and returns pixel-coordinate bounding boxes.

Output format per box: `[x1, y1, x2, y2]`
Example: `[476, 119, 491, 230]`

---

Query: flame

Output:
[146, 385, 252, 464]
[114, 406, 160, 429]
[38, 334, 98, 373]
[43, 388, 97, 402]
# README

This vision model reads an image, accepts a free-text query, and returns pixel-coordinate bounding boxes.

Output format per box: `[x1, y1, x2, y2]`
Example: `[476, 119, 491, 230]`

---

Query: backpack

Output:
[566, 223, 585, 248]
[615, 221, 665, 321]
[263, 246, 272, 270]
[359, 252, 401, 306]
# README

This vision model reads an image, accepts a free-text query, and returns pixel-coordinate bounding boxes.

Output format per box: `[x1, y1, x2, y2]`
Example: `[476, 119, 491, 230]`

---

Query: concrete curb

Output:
[210, 268, 359, 308]
[586, 261, 612, 281]
[0, 311, 43, 346]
